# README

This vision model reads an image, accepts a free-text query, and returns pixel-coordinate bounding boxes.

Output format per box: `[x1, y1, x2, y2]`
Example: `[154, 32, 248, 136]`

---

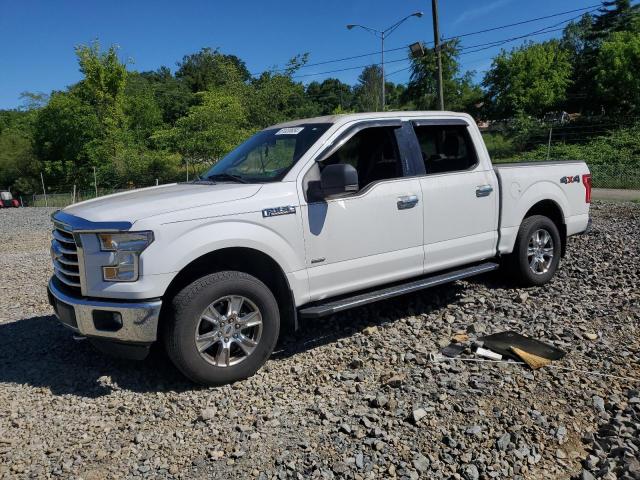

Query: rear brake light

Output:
[582, 174, 592, 203]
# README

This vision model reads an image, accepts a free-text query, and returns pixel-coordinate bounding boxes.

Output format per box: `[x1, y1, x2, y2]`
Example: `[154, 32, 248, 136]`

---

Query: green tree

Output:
[141, 67, 194, 124]
[590, 0, 640, 42]
[123, 73, 164, 145]
[593, 31, 640, 114]
[32, 91, 101, 183]
[561, 2, 640, 114]
[248, 56, 316, 127]
[385, 82, 407, 111]
[482, 40, 572, 118]
[176, 48, 251, 92]
[18, 92, 49, 111]
[353, 65, 383, 112]
[306, 78, 353, 115]
[405, 39, 482, 112]
[154, 87, 250, 167]
[0, 126, 39, 194]
[75, 41, 128, 136]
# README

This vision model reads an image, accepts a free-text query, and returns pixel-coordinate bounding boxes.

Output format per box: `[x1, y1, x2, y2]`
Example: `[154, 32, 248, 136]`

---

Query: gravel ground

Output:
[0, 203, 638, 480]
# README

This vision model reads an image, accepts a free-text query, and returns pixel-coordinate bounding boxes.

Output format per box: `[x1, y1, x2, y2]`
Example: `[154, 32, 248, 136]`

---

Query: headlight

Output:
[97, 231, 153, 282]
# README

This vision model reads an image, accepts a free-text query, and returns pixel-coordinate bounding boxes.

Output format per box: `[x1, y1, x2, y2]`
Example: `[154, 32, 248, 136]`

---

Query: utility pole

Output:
[40, 172, 48, 207]
[380, 34, 385, 111]
[432, 0, 445, 110]
[93, 166, 98, 197]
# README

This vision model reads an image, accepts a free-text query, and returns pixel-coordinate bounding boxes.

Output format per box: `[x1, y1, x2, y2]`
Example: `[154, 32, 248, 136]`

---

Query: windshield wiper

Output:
[207, 173, 249, 184]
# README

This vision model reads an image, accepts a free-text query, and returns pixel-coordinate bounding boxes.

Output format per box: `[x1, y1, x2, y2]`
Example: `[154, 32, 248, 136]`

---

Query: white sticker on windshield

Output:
[275, 127, 304, 135]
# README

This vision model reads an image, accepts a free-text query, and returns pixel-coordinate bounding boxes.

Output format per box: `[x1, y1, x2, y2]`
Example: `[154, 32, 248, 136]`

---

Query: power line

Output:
[343, 11, 595, 81]
[459, 9, 596, 56]
[250, 4, 600, 77]
[292, 57, 409, 79]
[446, 3, 599, 41]
[460, 27, 565, 55]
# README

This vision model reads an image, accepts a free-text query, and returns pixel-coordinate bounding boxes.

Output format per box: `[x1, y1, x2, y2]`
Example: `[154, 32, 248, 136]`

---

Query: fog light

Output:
[92, 310, 123, 332]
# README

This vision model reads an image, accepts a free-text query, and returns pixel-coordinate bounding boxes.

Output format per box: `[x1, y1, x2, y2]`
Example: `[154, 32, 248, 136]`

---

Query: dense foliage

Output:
[1, 1, 639, 195]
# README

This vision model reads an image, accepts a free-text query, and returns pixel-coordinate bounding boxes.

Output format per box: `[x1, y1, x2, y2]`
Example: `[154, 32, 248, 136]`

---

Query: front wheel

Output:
[163, 271, 280, 386]
[505, 215, 561, 287]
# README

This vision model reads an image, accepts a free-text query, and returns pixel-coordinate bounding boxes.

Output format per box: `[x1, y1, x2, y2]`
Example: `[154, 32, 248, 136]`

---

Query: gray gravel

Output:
[0, 202, 638, 479]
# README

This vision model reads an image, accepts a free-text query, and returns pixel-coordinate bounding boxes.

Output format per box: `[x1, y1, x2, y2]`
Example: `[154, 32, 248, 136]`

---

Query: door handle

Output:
[476, 185, 494, 197]
[397, 195, 419, 210]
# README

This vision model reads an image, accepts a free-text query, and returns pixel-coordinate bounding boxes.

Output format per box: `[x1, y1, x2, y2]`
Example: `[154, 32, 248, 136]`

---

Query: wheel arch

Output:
[161, 247, 298, 334]
[522, 199, 567, 256]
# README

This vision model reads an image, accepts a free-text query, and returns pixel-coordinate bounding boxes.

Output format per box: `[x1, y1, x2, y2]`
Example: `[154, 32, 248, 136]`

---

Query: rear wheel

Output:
[164, 271, 280, 386]
[506, 215, 561, 287]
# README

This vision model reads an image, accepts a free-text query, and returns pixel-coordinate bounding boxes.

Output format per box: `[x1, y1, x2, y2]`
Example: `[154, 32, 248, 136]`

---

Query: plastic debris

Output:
[476, 347, 503, 360]
[479, 331, 565, 362]
[440, 343, 465, 358]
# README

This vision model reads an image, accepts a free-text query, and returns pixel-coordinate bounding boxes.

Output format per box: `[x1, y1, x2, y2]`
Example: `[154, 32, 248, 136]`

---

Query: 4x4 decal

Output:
[560, 175, 580, 184]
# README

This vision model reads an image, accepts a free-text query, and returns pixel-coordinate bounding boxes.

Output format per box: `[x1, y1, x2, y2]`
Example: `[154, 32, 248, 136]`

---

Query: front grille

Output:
[51, 226, 82, 294]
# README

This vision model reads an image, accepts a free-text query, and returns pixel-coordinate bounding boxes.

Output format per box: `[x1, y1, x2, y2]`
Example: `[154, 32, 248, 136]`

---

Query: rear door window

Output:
[413, 125, 478, 174]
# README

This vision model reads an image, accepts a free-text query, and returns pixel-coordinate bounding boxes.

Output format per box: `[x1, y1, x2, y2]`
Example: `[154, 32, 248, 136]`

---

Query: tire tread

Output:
[163, 270, 279, 385]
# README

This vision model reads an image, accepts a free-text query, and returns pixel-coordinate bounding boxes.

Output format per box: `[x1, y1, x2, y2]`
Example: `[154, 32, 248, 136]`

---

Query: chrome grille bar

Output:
[53, 268, 81, 288]
[51, 223, 82, 293]
[52, 259, 80, 277]
[52, 229, 76, 245]
[55, 256, 78, 266]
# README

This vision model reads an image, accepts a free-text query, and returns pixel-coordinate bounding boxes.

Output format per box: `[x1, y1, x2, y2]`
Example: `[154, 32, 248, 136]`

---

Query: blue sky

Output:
[0, 0, 598, 109]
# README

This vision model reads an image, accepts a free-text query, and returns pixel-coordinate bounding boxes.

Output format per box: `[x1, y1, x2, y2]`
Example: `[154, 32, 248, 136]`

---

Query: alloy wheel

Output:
[194, 295, 263, 367]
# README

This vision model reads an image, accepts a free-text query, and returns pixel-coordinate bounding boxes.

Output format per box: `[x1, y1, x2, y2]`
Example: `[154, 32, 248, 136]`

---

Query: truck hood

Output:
[63, 183, 262, 223]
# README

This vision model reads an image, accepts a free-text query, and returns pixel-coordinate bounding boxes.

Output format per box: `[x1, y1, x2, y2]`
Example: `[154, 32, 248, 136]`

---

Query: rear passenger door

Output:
[413, 120, 498, 273]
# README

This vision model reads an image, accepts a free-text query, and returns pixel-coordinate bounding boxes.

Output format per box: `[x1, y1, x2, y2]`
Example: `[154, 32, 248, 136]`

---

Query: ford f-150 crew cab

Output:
[48, 111, 592, 385]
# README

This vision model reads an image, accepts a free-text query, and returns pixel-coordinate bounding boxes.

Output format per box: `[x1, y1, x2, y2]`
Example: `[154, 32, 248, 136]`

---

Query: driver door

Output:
[299, 122, 424, 301]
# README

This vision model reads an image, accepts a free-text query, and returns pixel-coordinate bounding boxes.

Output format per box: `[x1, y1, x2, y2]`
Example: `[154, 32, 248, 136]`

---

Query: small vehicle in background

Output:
[0, 191, 20, 208]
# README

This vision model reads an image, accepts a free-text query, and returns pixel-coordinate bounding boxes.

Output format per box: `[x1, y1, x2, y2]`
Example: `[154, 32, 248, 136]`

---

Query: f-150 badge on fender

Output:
[560, 175, 580, 184]
[262, 206, 296, 218]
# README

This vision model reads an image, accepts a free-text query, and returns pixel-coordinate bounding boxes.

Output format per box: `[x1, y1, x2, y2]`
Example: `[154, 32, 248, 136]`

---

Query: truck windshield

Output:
[203, 123, 331, 183]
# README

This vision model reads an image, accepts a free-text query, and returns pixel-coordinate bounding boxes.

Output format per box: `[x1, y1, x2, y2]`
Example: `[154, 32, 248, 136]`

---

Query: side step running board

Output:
[298, 262, 499, 319]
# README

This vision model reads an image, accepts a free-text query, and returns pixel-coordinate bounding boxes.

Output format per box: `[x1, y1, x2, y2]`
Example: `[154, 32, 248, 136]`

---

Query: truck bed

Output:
[494, 160, 591, 255]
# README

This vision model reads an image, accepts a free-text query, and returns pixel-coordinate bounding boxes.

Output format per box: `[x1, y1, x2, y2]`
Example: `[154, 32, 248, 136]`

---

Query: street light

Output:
[347, 12, 423, 111]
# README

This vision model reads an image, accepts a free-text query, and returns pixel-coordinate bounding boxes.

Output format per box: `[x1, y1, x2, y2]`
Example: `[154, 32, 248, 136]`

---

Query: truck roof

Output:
[272, 111, 474, 129]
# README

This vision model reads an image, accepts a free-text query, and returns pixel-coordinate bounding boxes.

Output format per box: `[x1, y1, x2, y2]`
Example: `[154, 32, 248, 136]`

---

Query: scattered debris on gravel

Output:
[0, 202, 638, 479]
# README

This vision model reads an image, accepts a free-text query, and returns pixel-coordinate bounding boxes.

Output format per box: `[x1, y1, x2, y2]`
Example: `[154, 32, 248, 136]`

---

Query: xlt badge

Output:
[262, 206, 296, 218]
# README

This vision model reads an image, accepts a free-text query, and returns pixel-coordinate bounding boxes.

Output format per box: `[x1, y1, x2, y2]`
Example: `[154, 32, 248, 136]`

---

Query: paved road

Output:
[593, 188, 640, 201]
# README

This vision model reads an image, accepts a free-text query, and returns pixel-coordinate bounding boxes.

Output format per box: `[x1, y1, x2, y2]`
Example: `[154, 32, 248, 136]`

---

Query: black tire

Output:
[505, 215, 561, 287]
[163, 271, 280, 386]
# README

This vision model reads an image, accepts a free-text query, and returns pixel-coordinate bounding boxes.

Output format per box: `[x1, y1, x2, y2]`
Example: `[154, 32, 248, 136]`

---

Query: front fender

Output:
[140, 212, 306, 277]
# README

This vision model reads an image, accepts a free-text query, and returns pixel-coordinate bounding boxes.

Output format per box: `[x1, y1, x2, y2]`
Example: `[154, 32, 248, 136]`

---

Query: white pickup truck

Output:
[48, 111, 591, 385]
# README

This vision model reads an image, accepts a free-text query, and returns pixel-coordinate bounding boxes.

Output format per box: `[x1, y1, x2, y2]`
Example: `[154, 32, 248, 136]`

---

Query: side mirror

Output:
[320, 164, 359, 197]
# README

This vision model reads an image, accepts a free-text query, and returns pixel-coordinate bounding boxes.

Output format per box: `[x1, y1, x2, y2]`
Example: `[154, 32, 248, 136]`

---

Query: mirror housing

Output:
[320, 164, 359, 197]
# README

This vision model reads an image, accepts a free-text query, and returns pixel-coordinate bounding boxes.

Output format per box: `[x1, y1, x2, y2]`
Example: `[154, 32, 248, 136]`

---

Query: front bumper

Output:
[47, 277, 162, 344]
